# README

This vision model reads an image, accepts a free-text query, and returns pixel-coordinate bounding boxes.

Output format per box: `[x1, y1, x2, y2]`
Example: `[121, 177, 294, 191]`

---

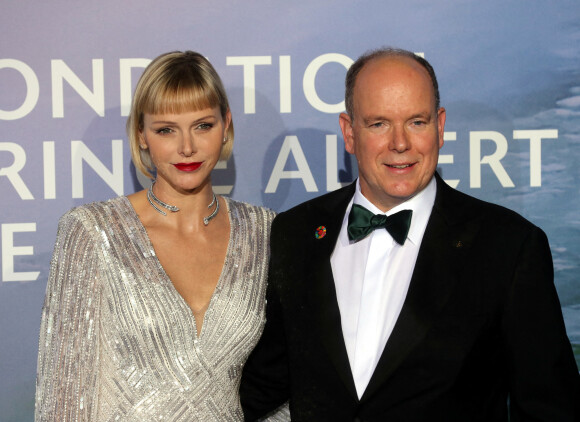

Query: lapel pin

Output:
[315, 226, 327, 239]
[454, 240, 464, 248]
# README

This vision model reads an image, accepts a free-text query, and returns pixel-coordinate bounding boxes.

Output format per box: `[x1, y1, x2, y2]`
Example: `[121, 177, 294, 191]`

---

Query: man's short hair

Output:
[344, 47, 441, 119]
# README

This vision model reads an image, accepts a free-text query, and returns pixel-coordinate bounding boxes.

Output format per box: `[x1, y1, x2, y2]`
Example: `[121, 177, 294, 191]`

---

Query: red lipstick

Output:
[173, 162, 202, 171]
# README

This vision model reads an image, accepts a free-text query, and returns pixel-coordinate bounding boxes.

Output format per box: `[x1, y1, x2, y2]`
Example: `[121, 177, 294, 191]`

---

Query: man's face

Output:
[339, 56, 446, 212]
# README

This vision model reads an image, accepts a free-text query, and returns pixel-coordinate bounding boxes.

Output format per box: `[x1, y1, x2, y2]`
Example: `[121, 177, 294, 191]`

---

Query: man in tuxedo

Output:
[240, 47, 579, 421]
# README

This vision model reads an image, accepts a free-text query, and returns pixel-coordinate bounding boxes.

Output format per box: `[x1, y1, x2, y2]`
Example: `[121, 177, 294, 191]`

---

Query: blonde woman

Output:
[35, 51, 277, 421]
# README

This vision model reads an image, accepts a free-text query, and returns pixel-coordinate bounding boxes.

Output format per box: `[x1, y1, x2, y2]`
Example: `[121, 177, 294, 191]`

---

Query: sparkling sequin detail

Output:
[35, 197, 276, 421]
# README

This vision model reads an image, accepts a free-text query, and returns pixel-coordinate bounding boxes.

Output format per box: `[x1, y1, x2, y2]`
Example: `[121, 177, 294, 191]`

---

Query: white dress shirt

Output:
[330, 177, 436, 398]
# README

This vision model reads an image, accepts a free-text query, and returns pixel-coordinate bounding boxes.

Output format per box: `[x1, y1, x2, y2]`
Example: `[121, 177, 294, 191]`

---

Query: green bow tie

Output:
[347, 205, 413, 245]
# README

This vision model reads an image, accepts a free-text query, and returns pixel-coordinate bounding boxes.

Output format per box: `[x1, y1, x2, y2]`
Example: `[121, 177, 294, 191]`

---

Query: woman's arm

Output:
[35, 210, 102, 421]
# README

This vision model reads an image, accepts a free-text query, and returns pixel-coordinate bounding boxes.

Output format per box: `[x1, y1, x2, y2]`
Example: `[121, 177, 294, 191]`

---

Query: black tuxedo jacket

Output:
[241, 174, 580, 421]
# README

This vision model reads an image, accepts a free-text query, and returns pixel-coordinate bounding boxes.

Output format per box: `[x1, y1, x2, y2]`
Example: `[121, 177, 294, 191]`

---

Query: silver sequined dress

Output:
[35, 196, 275, 421]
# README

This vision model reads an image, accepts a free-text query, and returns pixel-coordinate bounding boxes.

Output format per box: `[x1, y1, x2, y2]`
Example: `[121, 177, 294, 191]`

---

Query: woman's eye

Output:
[155, 127, 173, 134]
[197, 123, 213, 130]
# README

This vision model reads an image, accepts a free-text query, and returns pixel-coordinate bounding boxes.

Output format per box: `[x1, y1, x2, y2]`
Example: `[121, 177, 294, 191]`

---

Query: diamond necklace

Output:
[147, 182, 219, 225]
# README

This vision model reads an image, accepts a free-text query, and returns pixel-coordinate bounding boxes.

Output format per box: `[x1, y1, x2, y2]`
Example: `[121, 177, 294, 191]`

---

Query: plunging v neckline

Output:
[122, 195, 233, 339]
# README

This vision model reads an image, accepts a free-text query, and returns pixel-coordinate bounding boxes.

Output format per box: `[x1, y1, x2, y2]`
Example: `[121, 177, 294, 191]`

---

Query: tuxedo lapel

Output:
[305, 183, 359, 399]
[361, 174, 482, 402]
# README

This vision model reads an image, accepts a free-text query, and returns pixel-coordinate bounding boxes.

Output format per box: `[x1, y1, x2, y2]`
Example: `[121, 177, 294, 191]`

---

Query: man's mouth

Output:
[387, 164, 413, 169]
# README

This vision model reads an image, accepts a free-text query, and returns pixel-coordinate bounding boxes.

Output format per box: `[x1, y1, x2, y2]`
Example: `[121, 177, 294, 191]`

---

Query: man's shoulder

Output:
[436, 176, 540, 233]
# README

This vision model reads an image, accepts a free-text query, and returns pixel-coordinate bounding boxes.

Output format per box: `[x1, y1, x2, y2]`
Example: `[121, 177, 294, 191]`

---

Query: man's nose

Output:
[390, 125, 410, 152]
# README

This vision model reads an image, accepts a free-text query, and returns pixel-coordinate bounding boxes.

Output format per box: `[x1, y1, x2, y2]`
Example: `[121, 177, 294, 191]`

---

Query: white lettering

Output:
[71, 140, 124, 198]
[470, 131, 514, 188]
[1, 223, 40, 282]
[513, 129, 558, 187]
[0, 59, 40, 120]
[43, 141, 56, 199]
[226, 56, 272, 114]
[0, 142, 34, 199]
[51, 59, 105, 118]
[265, 135, 318, 193]
[303, 53, 353, 113]
[279, 56, 292, 113]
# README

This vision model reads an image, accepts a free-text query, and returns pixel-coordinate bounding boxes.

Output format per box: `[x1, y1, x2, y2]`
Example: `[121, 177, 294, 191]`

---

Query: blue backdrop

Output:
[1, 1, 579, 420]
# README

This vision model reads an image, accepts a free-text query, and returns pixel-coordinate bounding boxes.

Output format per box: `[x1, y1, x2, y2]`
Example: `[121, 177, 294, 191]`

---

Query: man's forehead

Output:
[357, 55, 430, 86]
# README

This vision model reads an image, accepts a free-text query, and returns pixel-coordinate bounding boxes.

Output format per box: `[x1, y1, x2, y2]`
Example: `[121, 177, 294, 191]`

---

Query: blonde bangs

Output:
[142, 78, 220, 116]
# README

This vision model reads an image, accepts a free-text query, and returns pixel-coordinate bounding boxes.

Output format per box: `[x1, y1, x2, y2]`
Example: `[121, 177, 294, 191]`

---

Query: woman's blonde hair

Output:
[127, 51, 234, 178]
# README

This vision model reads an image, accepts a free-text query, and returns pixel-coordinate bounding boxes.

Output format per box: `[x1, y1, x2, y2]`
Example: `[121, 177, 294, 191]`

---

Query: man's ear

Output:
[437, 107, 446, 149]
[339, 112, 355, 154]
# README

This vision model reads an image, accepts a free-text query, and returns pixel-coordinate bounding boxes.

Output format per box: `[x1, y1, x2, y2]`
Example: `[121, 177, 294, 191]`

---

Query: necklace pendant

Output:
[203, 193, 220, 226]
[147, 183, 180, 216]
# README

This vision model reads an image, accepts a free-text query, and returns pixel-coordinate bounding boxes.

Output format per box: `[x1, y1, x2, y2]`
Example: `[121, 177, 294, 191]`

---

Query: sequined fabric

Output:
[35, 196, 277, 421]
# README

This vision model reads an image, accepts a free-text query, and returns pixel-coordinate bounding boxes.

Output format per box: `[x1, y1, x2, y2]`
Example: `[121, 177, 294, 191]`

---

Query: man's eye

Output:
[370, 122, 384, 128]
